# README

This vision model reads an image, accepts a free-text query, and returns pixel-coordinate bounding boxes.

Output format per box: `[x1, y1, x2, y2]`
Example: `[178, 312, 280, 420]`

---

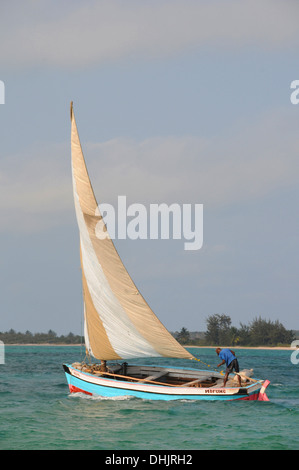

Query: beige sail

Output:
[70, 102, 194, 361]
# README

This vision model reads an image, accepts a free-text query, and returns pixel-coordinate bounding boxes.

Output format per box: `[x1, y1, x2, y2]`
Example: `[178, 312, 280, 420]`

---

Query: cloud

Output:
[85, 108, 299, 209]
[1, 0, 298, 69]
[1, 107, 298, 234]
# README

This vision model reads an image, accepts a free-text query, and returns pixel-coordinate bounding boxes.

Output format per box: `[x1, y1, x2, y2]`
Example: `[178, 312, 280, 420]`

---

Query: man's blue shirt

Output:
[219, 348, 235, 366]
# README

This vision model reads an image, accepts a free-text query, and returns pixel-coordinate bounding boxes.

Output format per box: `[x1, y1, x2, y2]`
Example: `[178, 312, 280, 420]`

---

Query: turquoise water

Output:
[0, 346, 298, 450]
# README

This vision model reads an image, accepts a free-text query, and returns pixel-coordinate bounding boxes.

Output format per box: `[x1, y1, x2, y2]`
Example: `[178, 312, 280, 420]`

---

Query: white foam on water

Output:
[68, 392, 134, 401]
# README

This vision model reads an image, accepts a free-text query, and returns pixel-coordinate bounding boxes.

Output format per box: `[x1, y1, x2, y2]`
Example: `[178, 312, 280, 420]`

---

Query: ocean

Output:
[0, 346, 298, 451]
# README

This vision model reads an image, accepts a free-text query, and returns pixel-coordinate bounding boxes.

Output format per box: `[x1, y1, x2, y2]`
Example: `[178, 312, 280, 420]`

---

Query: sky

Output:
[0, 0, 298, 335]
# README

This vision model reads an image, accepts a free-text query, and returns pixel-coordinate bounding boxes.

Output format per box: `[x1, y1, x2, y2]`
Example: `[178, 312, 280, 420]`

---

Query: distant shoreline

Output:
[186, 345, 297, 350]
[5, 343, 82, 347]
[4, 343, 296, 350]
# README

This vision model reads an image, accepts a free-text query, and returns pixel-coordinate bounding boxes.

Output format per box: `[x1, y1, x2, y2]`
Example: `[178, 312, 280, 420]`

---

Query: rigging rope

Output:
[190, 356, 224, 375]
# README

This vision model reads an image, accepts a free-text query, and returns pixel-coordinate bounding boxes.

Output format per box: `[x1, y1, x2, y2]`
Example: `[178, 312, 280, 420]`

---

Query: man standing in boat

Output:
[215, 348, 241, 387]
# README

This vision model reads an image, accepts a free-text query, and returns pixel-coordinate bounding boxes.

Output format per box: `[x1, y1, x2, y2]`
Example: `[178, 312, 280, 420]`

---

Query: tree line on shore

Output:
[0, 315, 296, 346]
[174, 315, 296, 347]
[0, 329, 82, 344]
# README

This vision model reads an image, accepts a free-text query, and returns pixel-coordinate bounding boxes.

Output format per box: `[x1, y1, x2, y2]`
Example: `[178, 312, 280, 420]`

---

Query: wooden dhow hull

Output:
[63, 364, 269, 402]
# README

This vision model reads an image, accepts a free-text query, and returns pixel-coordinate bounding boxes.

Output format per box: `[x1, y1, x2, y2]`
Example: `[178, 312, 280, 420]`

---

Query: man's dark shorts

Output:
[226, 358, 239, 374]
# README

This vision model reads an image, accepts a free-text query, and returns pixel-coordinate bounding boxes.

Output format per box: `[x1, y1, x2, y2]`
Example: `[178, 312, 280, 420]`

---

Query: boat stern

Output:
[257, 379, 270, 401]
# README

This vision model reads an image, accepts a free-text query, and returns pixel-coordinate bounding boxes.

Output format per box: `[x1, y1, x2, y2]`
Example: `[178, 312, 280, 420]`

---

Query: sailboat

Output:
[63, 103, 270, 401]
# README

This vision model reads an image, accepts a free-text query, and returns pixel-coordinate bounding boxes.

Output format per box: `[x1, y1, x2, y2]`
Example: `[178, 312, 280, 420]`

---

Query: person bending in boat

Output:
[215, 348, 241, 388]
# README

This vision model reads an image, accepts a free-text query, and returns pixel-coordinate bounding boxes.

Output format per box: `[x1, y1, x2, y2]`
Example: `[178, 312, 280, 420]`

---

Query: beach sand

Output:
[186, 345, 297, 350]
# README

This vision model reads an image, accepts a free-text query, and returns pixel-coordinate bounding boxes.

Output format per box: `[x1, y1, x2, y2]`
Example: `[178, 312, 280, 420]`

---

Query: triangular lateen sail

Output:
[70, 102, 194, 361]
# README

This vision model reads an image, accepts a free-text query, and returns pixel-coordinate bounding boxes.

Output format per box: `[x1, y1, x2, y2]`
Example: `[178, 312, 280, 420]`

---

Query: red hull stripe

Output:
[69, 384, 92, 396]
[235, 392, 259, 401]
